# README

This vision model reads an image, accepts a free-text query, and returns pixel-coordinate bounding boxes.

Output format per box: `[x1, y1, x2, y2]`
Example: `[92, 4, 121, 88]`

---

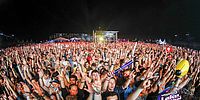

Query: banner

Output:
[158, 87, 181, 100]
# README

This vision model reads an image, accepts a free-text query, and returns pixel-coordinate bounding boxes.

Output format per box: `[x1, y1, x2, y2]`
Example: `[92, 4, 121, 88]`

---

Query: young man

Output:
[102, 70, 135, 100]
[49, 79, 63, 100]
[102, 77, 123, 100]
[121, 69, 137, 100]
[60, 74, 87, 100]
[85, 70, 102, 100]
[106, 92, 119, 100]
[65, 84, 78, 100]
[43, 70, 52, 88]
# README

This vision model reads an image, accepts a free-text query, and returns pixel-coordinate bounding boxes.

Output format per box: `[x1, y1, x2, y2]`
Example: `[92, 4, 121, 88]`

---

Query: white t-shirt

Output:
[43, 78, 52, 87]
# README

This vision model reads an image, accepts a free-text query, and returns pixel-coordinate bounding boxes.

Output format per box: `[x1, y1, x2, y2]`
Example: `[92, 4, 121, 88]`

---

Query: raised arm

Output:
[122, 71, 136, 89]
[5, 77, 18, 98]
[102, 72, 113, 92]
[38, 69, 50, 93]
[85, 79, 102, 100]
[23, 65, 32, 86]
[127, 79, 151, 100]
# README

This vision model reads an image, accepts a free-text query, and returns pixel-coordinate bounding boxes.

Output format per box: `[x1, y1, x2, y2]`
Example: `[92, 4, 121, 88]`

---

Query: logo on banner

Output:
[158, 88, 182, 100]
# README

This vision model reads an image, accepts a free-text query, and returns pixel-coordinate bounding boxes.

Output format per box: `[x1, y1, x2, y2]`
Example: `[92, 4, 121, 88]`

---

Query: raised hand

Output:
[140, 79, 151, 89]
[21, 82, 31, 93]
[129, 71, 136, 79]
[22, 58, 27, 65]
[107, 71, 114, 79]
[84, 80, 94, 94]
[38, 69, 44, 78]
[92, 80, 102, 94]
[146, 71, 154, 79]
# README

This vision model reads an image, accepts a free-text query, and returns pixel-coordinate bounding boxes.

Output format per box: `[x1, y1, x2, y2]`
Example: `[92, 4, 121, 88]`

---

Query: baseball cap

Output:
[50, 79, 60, 84]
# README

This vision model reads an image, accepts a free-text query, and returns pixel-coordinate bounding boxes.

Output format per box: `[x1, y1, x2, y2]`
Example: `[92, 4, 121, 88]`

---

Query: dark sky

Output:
[0, 0, 199, 40]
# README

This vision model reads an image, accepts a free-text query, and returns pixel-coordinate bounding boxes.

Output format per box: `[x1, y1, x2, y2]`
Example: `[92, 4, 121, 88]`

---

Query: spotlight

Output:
[99, 37, 104, 41]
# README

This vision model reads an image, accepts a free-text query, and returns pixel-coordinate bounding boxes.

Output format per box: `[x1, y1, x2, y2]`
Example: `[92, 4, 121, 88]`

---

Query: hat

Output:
[50, 79, 60, 84]
[52, 71, 59, 77]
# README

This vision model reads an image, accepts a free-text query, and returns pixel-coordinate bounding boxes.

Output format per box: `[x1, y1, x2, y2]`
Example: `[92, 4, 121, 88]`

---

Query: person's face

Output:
[66, 54, 70, 59]
[91, 72, 99, 81]
[37, 68, 41, 73]
[108, 79, 116, 91]
[115, 59, 120, 64]
[105, 49, 108, 53]
[135, 62, 139, 67]
[76, 68, 80, 73]
[62, 57, 65, 61]
[104, 65, 109, 70]
[69, 85, 78, 96]
[32, 80, 38, 85]
[70, 78, 76, 85]
[44, 74, 49, 79]
[16, 83, 22, 89]
[85, 62, 89, 67]
[123, 70, 130, 78]
[72, 56, 76, 61]
[106, 95, 118, 100]
[104, 62, 109, 66]
[50, 95, 57, 100]
[16, 83, 24, 93]
[130, 78, 135, 84]
[52, 82, 60, 88]
[1, 71, 5, 76]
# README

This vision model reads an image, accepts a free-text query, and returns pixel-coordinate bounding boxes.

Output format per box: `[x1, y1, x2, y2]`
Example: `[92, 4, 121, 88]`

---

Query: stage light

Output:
[99, 36, 104, 41]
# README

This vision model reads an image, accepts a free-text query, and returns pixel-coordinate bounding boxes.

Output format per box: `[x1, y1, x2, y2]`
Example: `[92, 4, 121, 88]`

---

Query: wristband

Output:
[95, 92, 101, 95]
[94, 90, 102, 95]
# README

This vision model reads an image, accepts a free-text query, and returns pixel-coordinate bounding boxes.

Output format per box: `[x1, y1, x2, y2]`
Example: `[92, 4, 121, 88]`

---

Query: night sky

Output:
[0, 0, 199, 41]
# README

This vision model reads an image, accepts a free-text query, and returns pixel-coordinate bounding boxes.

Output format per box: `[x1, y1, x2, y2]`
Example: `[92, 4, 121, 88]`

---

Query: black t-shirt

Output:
[102, 91, 115, 100]
[194, 86, 200, 98]
[146, 90, 159, 100]
[102, 87, 124, 100]
[116, 77, 126, 87]
[0, 86, 6, 95]
[61, 88, 88, 100]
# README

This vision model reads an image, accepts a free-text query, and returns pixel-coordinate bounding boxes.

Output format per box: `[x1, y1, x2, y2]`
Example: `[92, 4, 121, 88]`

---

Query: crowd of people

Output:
[0, 41, 199, 100]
